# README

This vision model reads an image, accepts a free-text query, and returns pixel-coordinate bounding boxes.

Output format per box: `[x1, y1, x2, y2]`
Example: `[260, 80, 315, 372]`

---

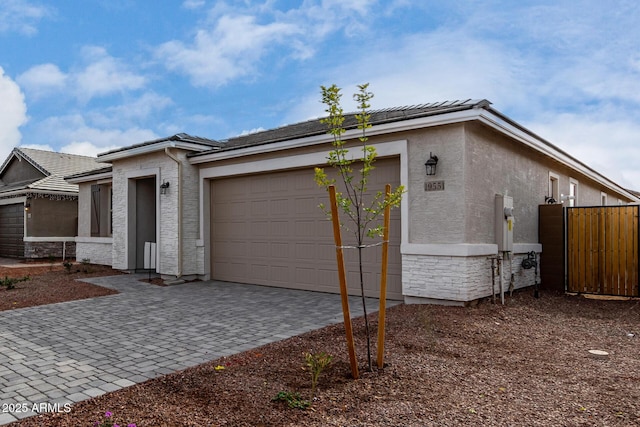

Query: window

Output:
[568, 178, 578, 207]
[600, 192, 608, 206]
[91, 183, 112, 237]
[548, 172, 560, 203]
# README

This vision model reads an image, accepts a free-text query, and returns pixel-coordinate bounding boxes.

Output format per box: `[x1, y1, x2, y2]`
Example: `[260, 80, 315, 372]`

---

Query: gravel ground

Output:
[2, 266, 639, 426]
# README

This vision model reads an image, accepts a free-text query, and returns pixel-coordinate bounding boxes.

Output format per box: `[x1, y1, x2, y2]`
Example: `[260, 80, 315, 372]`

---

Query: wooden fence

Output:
[566, 205, 639, 296]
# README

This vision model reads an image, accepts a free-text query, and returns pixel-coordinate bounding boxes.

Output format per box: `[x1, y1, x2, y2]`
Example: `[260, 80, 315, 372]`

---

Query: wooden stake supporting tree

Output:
[328, 185, 359, 379]
[377, 184, 391, 368]
[315, 83, 404, 372]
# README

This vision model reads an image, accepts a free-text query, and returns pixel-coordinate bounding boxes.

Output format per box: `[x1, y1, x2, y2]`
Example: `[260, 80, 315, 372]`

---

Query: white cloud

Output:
[526, 112, 640, 190]
[19, 143, 53, 151]
[17, 47, 148, 103]
[17, 63, 67, 98]
[156, 14, 299, 87]
[74, 46, 147, 102]
[0, 0, 50, 35]
[89, 92, 173, 128]
[0, 67, 28, 162]
[32, 114, 158, 156]
[285, 29, 528, 123]
[182, 0, 205, 9]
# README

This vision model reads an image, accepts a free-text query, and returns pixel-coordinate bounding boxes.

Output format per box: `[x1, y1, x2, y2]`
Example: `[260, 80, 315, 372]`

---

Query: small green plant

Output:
[272, 391, 311, 410]
[0, 276, 29, 290]
[62, 260, 73, 273]
[304, 351, 333, 397]
[94, 410, 136, 427]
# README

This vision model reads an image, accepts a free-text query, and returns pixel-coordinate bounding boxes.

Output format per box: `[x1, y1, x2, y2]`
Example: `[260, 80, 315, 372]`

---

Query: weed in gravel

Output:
[62, 260, 73, 273]
[272, 391, 311, 410]
[0, 276, 29, 290]
[304, 351, 333, 397]
[93, 410, 136, 427]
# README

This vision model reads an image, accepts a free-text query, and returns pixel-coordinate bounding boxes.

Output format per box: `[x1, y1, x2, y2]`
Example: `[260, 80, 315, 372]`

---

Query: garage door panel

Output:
[294, 197, 317, 214]
[0, 203, 25, 258]
[211, 158, 402, 299]
[251, 200, 268, 215]
[270, 242, 289, 258]
[294, 220, 317, 237]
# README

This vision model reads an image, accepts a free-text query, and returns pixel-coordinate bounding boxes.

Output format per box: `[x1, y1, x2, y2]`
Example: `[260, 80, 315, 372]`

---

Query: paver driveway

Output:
[0, 274, 395, 424]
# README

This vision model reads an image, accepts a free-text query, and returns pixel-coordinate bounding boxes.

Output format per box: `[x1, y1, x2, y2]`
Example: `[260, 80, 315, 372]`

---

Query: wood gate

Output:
[566, 205, 639, 296]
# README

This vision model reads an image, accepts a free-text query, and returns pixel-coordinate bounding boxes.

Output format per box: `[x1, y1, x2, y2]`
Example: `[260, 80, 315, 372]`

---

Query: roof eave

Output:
[189, 108, 482, 165]
[65, 169, 113, 184]
[0, 189, 78, 199]
[98, 141, 218, 162]
[476, 109, 640, 203]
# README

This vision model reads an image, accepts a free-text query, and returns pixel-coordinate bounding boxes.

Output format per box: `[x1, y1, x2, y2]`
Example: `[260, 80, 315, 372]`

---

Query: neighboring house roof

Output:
[0, 147, 107, 196]
[192, 99, 489, 155]
[97, 133, 223, 162]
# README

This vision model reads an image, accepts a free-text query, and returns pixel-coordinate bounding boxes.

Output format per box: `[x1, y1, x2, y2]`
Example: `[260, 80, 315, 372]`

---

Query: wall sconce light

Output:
[160, 180, 170, 195]
[24, 201, 31, 212]
[425, 152, 438, 176]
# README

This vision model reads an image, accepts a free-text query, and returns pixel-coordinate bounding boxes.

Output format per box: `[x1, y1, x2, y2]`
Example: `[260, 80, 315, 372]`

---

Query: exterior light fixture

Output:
[24, 201, 31, 211]
[160, 181, 170, 195]
[425, 152, 438, 176]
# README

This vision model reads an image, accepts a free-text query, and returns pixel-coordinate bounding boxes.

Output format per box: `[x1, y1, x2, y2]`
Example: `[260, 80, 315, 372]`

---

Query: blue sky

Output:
[1, 0, 639, 189]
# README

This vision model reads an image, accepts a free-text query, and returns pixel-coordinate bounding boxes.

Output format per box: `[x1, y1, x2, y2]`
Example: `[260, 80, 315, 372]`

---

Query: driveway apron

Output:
[0, 274, 396, 424]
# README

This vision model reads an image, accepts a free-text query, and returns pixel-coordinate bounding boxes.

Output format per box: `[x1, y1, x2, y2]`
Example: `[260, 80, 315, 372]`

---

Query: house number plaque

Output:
[425, 180, 445, 192]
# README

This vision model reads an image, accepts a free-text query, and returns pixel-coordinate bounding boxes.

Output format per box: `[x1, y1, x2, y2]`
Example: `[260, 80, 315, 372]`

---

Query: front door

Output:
[135, 177, 156, 270]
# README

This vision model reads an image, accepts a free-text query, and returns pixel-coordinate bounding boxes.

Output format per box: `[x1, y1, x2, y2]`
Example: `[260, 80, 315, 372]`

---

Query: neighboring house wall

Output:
[21, 197, 77, 259]
[26, 198, 77, 237]
[1, 157, 43, 184]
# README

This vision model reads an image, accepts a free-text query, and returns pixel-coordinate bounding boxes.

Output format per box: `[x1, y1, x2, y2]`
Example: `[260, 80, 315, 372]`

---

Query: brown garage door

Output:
[211, 158, 402, 299]
[0, 203, 25, 258]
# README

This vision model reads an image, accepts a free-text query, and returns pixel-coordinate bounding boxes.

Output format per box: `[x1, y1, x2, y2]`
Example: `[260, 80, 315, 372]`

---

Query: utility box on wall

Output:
[495, 194, 514, 252]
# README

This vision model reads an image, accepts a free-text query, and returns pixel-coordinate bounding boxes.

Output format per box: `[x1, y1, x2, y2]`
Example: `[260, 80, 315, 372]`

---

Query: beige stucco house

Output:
[0, 147, 105, 259]
[66, 100, 639, 304]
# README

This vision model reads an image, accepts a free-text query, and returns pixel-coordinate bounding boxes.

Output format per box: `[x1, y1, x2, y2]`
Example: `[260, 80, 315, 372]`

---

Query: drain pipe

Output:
[498, 254, 504, 305]
[165, 147, 183, 278]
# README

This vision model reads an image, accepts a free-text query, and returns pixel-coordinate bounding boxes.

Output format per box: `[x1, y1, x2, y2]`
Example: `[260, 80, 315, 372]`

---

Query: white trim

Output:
[98, 141, 216, 162]
[23, 236, 76, 242]
[548, 171, 559, 201]
[402, 242, 541, 257]
[66, 171, 113, 184]
[568, 177, 578, 207]
[190, 111, 479, 165]
[197, 140, 408, 245]
[0, 196, 26, 206]
[75, 236, 113, 244]
[402, 243, 498, 257]
[600, 191, 608, 205]
[188, 107, 637, 202]
[476, 111, 637, 201]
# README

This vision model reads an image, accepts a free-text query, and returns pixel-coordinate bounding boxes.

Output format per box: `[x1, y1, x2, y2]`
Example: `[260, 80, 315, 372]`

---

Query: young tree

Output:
[315, 83, 404, 370]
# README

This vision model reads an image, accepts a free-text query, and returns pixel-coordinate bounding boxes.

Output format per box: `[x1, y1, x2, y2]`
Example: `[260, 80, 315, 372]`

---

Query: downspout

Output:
[165, 147, 183, 278]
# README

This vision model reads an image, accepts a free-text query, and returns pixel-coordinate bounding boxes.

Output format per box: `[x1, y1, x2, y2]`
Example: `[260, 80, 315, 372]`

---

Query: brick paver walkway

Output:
[0, 275, 395, 424]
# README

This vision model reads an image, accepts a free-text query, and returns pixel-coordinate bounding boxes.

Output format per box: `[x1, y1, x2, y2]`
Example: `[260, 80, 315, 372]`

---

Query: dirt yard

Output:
[3, 266, 639, 426]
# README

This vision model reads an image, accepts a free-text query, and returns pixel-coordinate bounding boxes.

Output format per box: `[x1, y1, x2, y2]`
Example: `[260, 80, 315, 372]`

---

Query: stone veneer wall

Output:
[24, 241, 76, 259]
[402, 251, 541, 304]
